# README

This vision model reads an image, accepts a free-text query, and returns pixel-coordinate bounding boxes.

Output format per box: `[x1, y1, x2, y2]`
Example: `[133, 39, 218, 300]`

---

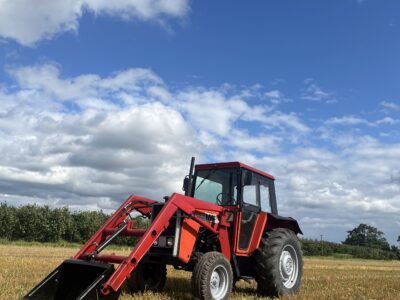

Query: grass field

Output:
[1, 244, 400, 300]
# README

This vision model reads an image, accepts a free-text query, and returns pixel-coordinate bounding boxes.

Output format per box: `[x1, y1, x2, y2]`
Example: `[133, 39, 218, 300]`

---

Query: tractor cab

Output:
[184, 162, 281, 257]
[190, 162, 278, 214]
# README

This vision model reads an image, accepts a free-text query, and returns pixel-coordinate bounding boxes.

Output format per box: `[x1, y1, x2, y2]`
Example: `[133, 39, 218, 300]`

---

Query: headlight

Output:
[167, 237, 174, 247]
[153, 239, 159, 246]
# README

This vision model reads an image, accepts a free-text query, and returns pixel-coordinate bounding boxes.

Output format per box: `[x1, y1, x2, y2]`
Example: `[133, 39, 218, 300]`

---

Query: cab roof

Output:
[195, 161, 275, 180]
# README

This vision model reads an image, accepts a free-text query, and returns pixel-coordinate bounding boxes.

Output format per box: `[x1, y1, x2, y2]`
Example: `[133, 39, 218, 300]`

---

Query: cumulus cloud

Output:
[1, 63, 400, 244]
[210, 127, 400, 244]
[175, 89, 271, 136]
[0, 63, 308, 209]
[0, 64, 195, 210]
[235, 138, 400, 243]
[0, 0, 189, 46]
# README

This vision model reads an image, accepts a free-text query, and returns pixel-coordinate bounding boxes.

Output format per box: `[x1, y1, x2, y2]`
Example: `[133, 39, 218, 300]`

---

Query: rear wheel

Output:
[191, 252, 233, 300]
[127, 262, 167, 293]
[254, 228, 303, 297]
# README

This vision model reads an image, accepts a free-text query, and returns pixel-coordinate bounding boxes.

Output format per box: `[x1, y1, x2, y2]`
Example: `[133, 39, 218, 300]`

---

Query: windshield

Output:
[193, 168, 238, 205]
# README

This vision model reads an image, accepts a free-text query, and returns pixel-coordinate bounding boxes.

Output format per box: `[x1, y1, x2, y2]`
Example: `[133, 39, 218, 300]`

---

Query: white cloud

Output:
[265, 90, 282, 99]
[264, 90, 291, 105]
[262, 112, 310, 134]
[1, 63, 400, 244]
[381, 101, 400, 111]
[0, 64, 197, 210]
[325, 115, 399, 127]
[176, 89, 241, 136]
[325, 116, 369, 126]
[8, 63, 163, 103]
[2, 63, 307, 210]
[301, 79, 336, 103]
[228, 130, 281, 153]
[0, 0, 189, 46]
[374, 117, 399, 126]
[216, 128, 400, 243]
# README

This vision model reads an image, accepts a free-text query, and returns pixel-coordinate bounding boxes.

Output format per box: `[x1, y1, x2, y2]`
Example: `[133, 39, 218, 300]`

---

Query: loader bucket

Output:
[23, 259, 120, 300]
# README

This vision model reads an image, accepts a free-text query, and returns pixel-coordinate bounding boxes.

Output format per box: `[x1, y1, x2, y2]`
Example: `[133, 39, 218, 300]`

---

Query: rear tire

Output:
[254, 228, 303, 297]
[127, 262, 167, 293]
[191, 252, 233, 300]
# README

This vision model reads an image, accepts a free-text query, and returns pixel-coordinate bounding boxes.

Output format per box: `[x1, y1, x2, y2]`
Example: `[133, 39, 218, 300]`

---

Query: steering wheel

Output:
[241, 212, 255, 224]
[216, 193, 235, 205]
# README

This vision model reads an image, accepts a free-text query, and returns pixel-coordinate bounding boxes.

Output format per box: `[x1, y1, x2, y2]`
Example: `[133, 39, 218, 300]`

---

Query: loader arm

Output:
[100, 193, 231, 295]
[74, 195, 157, 260]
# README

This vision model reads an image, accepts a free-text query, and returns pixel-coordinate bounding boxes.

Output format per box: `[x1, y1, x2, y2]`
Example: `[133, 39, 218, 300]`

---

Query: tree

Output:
[343, 223, 390, 251]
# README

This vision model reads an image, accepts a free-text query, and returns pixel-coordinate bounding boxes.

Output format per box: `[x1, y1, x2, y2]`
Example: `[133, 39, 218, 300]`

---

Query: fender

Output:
[265, 213, 303, 235]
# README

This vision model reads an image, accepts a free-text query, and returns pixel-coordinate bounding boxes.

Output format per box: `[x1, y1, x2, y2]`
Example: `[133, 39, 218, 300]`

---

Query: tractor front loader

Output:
[24, 158, 303, 300]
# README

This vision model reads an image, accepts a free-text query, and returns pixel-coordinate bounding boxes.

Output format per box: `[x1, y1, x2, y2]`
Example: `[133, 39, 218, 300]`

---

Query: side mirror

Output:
[182, 176, 189, 193]
[243, 171, 253, 185]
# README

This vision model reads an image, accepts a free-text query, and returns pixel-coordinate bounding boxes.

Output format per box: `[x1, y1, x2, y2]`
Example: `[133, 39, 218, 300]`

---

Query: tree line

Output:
[301, 239, 399, 260]
[0, 203, 399, 260]
[0, 203, 147, 244]
[302, 223, 400, 260]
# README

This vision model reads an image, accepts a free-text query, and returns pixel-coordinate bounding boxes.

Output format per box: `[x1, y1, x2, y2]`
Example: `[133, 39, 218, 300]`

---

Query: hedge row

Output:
[0, 203, 147, 244]
[1, 203, 398, 260]
[301, 238, 399, 260]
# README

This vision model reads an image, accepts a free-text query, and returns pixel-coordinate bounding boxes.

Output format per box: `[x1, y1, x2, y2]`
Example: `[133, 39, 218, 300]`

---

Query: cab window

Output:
[259, 181, 271, 212]
[193, 168, 238, 205]
[242, 184, 257, 206]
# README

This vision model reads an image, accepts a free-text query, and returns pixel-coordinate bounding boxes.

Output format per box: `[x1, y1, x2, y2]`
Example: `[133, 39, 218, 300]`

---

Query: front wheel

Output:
[127, 262, 167, 293]
[254, 228, 303, 297]
[191, 252, 233, 300]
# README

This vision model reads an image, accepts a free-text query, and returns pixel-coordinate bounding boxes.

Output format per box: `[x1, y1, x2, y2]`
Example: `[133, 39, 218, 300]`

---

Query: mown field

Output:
[1, 244, 400, 300]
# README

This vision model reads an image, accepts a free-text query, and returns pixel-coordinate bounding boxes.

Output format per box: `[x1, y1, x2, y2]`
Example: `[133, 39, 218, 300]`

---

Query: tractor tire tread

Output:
[191, 251, 233, 300]
[253, 228, 303, 297]
[128, 262, 167, 293]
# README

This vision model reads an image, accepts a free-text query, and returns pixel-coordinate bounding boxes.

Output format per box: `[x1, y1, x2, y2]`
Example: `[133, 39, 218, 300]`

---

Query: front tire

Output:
[191, 252, 233, 300]
[254, 228, 303, 297]
[127, 262, 167, 293]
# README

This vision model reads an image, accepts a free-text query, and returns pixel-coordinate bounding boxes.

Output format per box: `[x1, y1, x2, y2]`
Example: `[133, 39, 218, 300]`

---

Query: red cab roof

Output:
[195, 161, 275, 180]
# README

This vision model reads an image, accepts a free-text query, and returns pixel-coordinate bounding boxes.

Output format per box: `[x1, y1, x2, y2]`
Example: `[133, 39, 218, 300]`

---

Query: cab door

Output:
[236, 172, 259, 251]
[235, 171, 267, 256]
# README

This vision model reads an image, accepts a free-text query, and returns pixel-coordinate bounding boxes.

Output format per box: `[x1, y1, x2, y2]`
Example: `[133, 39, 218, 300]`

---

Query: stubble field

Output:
[1, 244, 399, 300]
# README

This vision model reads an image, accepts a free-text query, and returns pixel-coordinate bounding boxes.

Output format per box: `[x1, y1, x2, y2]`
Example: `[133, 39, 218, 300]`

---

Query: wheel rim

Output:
[210, 264, 229, 299]
[279, 244, 299, 289]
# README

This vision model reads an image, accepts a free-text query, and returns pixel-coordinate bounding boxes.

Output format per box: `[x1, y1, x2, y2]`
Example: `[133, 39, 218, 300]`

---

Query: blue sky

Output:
[0, 0, 399, 244]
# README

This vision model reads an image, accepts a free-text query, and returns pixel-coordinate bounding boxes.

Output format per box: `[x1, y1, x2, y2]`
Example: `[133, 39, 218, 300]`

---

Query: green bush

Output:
[301, 238, 398, 260]
[0, 202, 144, 245]
[0, 203, 17, 239]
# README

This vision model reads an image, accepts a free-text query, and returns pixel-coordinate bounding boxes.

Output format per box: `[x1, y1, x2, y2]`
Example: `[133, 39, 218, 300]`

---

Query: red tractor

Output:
[24, 158, 303, 300]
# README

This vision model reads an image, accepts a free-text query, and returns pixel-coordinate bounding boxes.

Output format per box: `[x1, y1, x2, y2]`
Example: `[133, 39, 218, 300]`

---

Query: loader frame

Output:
[72, 193, 231, 296]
